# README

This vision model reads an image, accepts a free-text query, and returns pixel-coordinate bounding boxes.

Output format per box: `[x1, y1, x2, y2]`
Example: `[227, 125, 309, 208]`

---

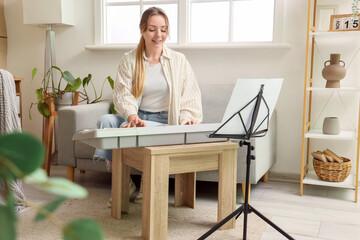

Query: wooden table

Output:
[111, 141, 238, 240]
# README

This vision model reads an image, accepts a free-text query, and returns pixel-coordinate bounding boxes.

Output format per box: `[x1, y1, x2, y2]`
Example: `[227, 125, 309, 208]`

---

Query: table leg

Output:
[174, 172, 195, 208]
[142, 155, 169, 240]
[121, 161, 130, 213]
[218, 149, 237, 230]
[242, 183, 251, 203]
[111, 149, 123, 219]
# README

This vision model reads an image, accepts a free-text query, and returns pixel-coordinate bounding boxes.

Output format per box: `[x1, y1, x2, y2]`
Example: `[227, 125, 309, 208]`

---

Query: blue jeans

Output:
[93, 110, 168, 162]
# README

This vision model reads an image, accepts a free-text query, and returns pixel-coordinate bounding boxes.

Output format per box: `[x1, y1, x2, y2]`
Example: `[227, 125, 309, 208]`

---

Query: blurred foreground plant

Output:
[0, 132, 103, 240]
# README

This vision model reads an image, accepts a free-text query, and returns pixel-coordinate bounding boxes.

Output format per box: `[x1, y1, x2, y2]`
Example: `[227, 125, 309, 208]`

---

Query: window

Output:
[96, 0, 280, 46]
[102, 0, 178, 44]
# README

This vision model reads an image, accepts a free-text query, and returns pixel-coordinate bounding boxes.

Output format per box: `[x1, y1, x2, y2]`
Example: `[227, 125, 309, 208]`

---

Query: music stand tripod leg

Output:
[198, 141, 294, 240]
[197, 204, 244, 240]
[250, 205, 294, 239]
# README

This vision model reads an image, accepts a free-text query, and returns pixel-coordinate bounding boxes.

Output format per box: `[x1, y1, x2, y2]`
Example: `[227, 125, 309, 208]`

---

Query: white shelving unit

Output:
[307, 87, 360, 92]
[300, 0, 360, 202]
[303, 171, 356, 190]
[305, 129, 357, 140]
[310, 30, 360, 38]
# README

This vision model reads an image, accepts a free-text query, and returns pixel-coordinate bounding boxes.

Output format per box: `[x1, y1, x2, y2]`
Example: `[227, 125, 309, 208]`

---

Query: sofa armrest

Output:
[58, 102, 111, 167]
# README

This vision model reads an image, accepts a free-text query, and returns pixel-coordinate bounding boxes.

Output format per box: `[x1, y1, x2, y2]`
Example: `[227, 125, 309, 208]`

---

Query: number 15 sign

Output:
[329, 14, 360, 31]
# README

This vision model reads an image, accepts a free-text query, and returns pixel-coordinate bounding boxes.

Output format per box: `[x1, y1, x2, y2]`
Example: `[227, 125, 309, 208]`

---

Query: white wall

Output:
[5, 0, 309, 175]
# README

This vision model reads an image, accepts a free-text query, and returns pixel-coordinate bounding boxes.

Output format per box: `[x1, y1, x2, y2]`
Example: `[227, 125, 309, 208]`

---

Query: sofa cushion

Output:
[199, 84, 234, 123]
[75, 141, 96, 159]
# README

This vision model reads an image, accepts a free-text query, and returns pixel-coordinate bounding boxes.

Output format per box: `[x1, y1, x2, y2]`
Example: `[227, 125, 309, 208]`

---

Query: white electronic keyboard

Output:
[73, 123, 228, 149]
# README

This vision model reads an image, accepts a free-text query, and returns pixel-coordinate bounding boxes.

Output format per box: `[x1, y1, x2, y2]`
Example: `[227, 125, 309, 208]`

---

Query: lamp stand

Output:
[44, 24, 56, 90]
[43, 24, 58, 175]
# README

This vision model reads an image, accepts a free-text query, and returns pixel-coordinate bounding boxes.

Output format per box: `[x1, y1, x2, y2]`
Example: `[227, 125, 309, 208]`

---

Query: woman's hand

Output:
[122, 114, 147, 128]
[184, 120, 197, 125]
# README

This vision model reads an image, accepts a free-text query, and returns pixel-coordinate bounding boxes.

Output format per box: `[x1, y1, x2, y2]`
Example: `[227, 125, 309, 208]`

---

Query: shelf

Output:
[303, 170, 356, 190]
[307, 87, 360, 92]
[305, 129, 357, 140]
[310, 31, 360, 38]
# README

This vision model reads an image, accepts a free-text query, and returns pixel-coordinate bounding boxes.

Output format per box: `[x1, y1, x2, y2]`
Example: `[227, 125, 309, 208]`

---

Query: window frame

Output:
[92, 0, 287, 49]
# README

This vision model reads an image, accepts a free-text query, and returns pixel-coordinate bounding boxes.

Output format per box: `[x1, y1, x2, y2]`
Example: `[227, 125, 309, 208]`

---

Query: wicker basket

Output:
[313, 157, 352, 182]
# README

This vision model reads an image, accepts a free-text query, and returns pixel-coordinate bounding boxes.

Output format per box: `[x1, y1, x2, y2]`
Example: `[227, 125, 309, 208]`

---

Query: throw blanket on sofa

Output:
[0, 69, 26, 212]
[0, 69, 21, 132]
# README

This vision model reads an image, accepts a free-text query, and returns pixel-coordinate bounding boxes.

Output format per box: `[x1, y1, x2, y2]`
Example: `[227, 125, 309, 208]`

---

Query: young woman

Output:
[94, 7, 203, 204]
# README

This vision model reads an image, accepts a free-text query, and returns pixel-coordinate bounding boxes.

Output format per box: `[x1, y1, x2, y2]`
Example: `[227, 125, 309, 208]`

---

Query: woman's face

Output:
[142, 15, 168, 50]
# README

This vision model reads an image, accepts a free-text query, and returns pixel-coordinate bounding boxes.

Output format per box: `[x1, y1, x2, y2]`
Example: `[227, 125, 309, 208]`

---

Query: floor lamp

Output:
[23, 0, 74, 77]
[44, 24, 56, 90]
[23, 0, 74, 175]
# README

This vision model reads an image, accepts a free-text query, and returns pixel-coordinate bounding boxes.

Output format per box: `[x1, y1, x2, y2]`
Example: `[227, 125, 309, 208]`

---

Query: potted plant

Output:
[29, 66, 114, 119]
[353, 0, 359, 18]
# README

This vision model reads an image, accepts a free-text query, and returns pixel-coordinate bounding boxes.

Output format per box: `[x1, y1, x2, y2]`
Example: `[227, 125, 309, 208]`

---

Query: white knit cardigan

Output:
[113, 45, 203, 125]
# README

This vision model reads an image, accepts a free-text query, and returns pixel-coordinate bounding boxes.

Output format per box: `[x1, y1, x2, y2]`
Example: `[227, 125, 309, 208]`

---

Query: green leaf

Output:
[35, 196, 67, 222]
[24, 168, 48, 184]
[34, 178, 88, 199]
[51, 66, 63, 74]
[65, 77, 82, 92]
[37, 102, 50, 118]
[6, 191, 15, 213]
[25, 169, 87, 198]
[31, 68, 38, 80]
[0, 205, 17, 240]
[63, 71, 77, 86]
[82, 74, 92, 87]
[0, 183, 17, 240]
[63, 219, 104, 240]
[110, 103, 117, 114]
[29, 103, 34, 120]
[35, 88, 44, 101]
[0, 132, 45, 180]
[107, 76, 114, 89]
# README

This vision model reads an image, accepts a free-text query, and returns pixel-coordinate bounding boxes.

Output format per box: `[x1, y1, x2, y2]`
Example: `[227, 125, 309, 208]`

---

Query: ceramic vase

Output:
[322, 117, 340, 135]
[322, 54, 346, 88]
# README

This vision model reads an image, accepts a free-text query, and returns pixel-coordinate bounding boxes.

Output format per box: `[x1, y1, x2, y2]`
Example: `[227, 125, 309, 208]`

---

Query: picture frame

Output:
[329, 14, 360, 31]
[316, 5, 338, 32]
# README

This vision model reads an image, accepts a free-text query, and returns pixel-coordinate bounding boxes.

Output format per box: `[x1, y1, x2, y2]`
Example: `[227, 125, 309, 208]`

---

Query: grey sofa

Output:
[58, 84, 277, 184]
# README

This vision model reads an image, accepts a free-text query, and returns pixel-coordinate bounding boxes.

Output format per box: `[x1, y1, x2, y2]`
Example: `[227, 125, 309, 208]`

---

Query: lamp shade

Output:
[23, 0, 74, 26]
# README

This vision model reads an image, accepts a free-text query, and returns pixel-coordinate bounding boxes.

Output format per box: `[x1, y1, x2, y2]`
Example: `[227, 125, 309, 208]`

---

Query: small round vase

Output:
[322, 54, 346, 88]
[322, 117, 340, 135]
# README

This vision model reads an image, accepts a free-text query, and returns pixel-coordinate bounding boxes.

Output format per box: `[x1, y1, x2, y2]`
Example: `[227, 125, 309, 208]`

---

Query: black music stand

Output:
[198, 84, 294, 240]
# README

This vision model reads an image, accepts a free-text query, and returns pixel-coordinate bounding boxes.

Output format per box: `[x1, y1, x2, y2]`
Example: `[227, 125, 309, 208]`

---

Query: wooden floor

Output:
[28, 166, 360, 240]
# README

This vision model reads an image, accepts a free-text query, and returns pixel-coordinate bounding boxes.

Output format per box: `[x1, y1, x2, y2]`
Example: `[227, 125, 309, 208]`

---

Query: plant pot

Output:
[322, 117, 340, 135]
[322, 54, 346, 88]
[54, 92, 74, 111]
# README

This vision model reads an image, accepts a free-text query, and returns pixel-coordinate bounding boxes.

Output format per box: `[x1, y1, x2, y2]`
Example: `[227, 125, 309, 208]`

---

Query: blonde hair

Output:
[132, 7, 169, 98]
